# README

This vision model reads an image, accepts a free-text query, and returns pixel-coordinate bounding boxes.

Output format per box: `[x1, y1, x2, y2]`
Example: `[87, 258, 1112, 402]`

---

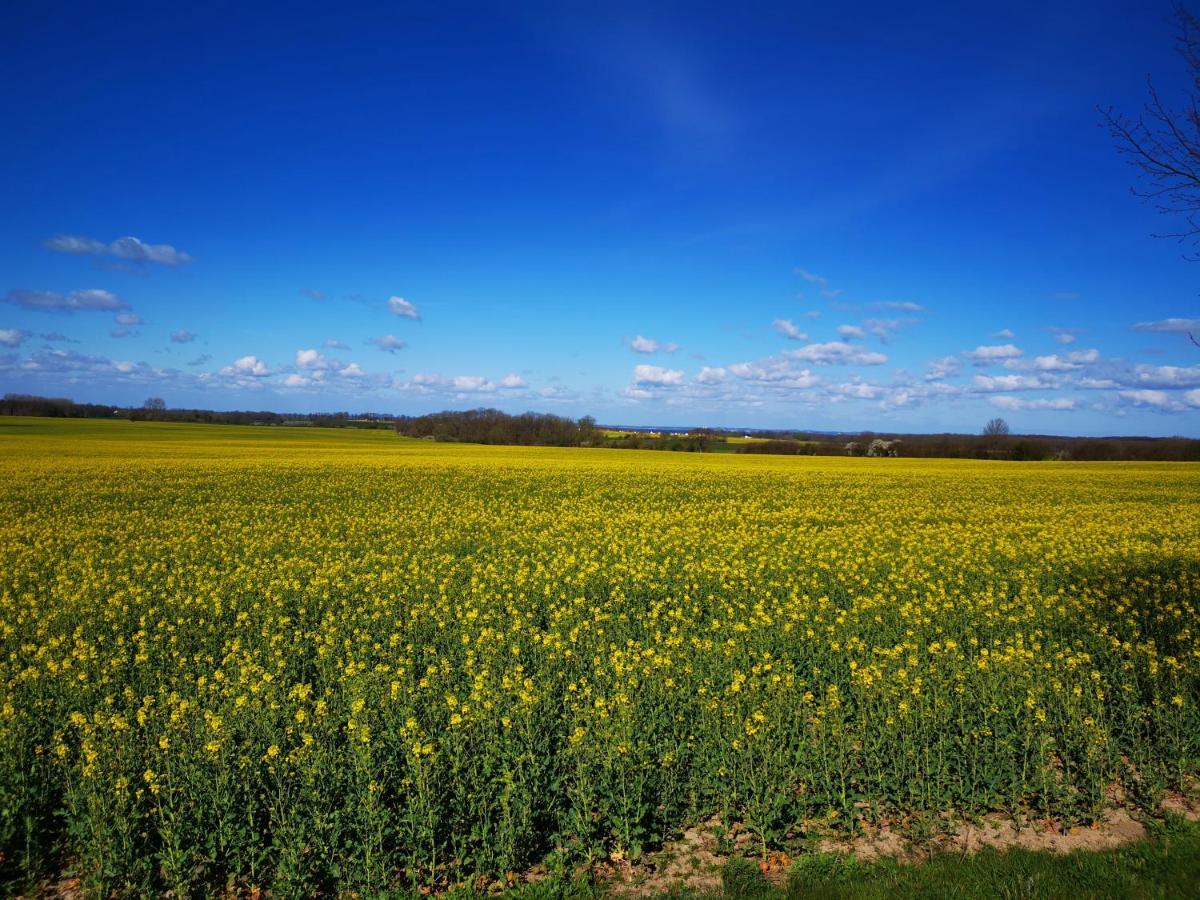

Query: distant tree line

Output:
[5, 395, 1198, 460]
[393, 408, 600, 446]
[1, 394, 396, 428]
[0, 394, 117, 418]
[738, 432, 1200, 462]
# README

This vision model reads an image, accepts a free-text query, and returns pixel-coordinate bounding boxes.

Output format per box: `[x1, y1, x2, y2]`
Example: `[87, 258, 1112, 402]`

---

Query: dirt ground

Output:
[604, 792, 1200, 897]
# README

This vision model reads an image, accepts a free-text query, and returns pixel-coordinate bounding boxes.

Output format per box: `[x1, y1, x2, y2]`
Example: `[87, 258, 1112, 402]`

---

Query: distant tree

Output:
[143, 397, 166, 411]
[983, 417, 1010, 437]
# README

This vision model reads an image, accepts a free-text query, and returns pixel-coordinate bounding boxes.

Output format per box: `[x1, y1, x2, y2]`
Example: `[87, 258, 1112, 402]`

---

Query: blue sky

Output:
[2, 0, 1199, 435]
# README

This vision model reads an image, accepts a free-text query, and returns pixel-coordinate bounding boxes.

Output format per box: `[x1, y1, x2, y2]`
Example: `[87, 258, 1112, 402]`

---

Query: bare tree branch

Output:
[1103, 4, 1200, 260]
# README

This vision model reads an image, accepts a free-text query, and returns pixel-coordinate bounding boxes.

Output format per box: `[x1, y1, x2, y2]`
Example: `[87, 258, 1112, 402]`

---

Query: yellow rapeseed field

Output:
[1, 418, 1197, 895]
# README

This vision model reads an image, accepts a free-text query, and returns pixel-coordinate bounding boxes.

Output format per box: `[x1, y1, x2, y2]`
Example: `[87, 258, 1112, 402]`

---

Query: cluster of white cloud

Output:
[221, 355, 272, 377]
[788, 341, 887, 365]
[397, 371, 527, 395]
[615, 329, 1200, 421]
[964, 343, 1023, 362]
[44, 235, 193, 266]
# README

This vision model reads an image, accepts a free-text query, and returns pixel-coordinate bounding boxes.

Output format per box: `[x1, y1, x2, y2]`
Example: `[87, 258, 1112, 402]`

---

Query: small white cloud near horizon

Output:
[1119, 389, 1186, 411]
[388, 296, 420, 319]
[786, 341, 887, 366]
[989, 396, 1076, 411]
[633, 364, 685, 385]
[500, 373, 526, 388]
[964, 343, 1023, 362]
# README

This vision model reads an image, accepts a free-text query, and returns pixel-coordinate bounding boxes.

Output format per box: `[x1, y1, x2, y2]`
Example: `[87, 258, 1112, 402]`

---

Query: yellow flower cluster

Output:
[0, 418, 1196, 895]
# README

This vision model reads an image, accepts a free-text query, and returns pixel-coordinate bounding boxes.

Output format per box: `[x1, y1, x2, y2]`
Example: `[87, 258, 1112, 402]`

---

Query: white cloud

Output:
[1124, 363, 1200, 389]
[338, 363, 365, 378]
[283, 374, 309, 387]
[44, 234, 192, 266]
[795, 268, 829, 289]
[629, 335, 659, 353]
[633, 364, 685, 385]
[837, 324, 866, 340]
[727, 359, 820, 388]
[772, 319, 808, 341]
[1053, 332, 1076, 345]
[696, 366, 727, 384]
[115, 313, 144, 326]
[451, 374, 493, 391]
[785, 341, 887, 366]
[369, 334, 407, 353]
[1119, 389, 1181, 410]
[972, 374, 1046, 392]
[1032, 354, 1076, 372]
[296, 349, 328, 370]
[401, 372, 521, 394]
[388, 296, 420, 319]
[925, 356, 960, 380]
[628, 334, 678, 353]
[964, 343, 1023, 362]
[42, 235, 106, 256]
[0, 328, 31, 347]
[989, 396, 1076, 411]
[872, 301, 924, 312]
[222, 355, 271, 377]
[1029, 349, 1100, 371]
[993, 328, 1015, 339]
[1132, 317, 1200, 333]
[170, 329, 196, 343]
[323, 338, 350, 350]
[837, 382, 881, 399]
[4, 288, 128, 313]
